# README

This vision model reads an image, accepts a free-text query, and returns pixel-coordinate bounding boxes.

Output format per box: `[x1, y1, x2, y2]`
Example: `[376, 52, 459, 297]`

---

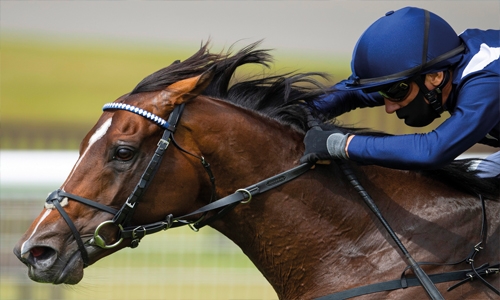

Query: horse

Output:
[14, 41, 500, 299]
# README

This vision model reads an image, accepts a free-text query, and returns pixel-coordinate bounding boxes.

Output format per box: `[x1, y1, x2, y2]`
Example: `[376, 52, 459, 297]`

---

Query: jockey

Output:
[301, 6, 500, 178]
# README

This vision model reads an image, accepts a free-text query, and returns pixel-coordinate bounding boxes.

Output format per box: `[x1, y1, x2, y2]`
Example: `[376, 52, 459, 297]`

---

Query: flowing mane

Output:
[131, 41, 330, 133]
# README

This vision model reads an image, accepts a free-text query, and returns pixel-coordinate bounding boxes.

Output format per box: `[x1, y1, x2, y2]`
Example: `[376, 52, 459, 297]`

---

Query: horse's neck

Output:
[216, 164, 494, 298]
[181, 99, 496, 298]
[182, 99, 369, 296]
[209, 165, 358, 297]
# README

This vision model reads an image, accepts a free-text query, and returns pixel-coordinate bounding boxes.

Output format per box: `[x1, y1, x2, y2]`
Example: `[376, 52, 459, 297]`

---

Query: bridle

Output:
[45, 102, 203, 266]
[45, 101, 310, 267]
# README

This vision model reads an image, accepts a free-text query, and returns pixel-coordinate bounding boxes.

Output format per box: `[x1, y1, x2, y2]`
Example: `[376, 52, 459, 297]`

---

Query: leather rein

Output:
[45, 102, 498, 298]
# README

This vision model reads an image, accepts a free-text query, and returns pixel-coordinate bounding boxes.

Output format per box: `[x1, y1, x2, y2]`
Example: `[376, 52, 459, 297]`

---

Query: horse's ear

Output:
[163, 67, 215, 105]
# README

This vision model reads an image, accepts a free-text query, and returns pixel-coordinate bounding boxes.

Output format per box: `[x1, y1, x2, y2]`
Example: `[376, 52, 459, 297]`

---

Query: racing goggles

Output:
[377, 80, 411, 102]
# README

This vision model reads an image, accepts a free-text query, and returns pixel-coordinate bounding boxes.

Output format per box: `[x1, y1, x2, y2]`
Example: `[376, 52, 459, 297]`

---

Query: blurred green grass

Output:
[1, 33, 466, 300]
[1, 34, 196, 126]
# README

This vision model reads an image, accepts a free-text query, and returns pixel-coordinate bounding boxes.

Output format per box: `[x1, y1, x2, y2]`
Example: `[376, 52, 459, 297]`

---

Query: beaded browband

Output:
[102, 103, 171, 129]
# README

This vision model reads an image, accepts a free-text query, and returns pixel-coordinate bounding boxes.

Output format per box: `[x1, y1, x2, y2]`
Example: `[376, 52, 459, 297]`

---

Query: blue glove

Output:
[300, 129, 349, 164]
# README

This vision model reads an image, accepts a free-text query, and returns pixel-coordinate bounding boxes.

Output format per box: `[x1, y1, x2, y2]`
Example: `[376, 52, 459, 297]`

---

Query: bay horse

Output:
[14, 42, 499, 299]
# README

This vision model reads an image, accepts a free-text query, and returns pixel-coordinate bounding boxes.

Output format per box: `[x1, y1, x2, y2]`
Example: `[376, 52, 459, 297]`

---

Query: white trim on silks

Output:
[461, 43, 500, 79]
[103, 103, 170, 129]
[465, 152, 500, 178]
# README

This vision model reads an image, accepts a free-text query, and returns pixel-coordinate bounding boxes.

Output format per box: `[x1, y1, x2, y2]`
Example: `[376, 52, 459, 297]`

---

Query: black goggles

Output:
[377, 80, 412, 102]
[362, 78, 414, 102]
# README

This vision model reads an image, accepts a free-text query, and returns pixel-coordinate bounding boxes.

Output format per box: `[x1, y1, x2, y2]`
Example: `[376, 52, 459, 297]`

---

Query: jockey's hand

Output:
[300, 129, 349, 164]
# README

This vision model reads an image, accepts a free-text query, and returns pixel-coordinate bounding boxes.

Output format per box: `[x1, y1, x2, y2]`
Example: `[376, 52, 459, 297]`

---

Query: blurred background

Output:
[1, 1, 498, 300]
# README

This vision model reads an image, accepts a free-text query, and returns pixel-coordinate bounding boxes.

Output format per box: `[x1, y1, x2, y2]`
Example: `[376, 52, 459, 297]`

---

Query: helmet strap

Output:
[413, 70, 450, 115]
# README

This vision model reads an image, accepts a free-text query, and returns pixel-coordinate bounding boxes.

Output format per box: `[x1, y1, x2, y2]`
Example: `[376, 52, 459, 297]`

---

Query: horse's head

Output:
[13, 41, 330, 290]
[13, 69, 215, 284]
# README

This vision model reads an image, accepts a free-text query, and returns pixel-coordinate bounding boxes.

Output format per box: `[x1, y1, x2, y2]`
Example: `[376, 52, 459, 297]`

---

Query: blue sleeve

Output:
[312, 81, 384, 117]
[347, 73, 500, 170]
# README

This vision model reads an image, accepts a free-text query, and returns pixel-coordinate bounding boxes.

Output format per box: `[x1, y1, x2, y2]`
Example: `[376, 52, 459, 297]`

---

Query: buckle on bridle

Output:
[158, 138, 170, 149]
[132, 225, 147, 239]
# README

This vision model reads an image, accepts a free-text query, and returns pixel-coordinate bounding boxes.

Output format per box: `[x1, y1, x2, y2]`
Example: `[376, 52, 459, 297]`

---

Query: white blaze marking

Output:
[20, 209, 52, 255]
[62, 117, 112, 189]
[20, 118, 113, 255]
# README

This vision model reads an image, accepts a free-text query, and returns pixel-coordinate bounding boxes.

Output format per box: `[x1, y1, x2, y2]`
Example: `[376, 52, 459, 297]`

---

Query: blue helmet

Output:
[339, 7, 464, 91]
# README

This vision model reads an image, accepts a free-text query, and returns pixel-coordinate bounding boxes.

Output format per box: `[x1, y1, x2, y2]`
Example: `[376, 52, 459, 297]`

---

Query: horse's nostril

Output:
[28, 247, 57, 266]
[30, 247, 46, 258]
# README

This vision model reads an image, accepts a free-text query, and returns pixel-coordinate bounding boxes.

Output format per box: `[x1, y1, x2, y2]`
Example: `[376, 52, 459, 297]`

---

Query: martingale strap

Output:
[305, 110, 499, 298]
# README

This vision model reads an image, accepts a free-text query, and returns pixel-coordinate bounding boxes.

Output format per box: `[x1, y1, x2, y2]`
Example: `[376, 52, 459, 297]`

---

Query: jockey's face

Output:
[382, 72, 448, 114]
[383, 81, 419, 114]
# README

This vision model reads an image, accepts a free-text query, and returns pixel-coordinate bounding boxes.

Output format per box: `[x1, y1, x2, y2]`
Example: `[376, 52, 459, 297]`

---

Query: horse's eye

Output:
[114, 147, 135, 161]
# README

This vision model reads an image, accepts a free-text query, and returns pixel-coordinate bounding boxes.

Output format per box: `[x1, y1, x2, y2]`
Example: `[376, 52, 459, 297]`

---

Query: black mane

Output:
[131, 41, 499, 200]
[131, 41, 331, 133]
